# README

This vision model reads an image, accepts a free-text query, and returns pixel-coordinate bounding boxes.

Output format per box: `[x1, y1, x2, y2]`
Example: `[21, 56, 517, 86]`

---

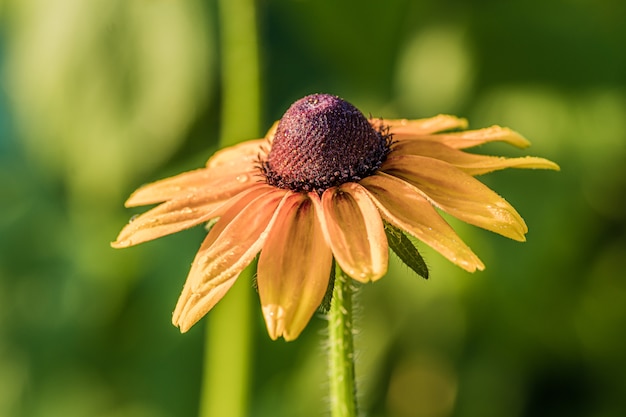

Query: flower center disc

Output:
[263, 94, 390, 193]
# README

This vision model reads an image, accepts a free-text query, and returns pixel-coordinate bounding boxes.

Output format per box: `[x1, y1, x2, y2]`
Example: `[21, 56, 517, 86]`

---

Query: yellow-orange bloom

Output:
[112, 94, 558, 341]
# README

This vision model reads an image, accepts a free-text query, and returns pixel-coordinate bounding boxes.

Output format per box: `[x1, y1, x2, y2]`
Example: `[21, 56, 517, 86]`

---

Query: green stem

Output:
[200, 267, 253, 417]
[199, 0, 260, 415]
[328, 265, 358, 417]
[217, 0, 261, 146]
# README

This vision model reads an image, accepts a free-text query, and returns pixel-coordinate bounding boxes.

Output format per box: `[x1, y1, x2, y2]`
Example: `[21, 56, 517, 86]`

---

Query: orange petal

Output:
[392, 140, 561, 175]
[314, 183, 388, 282]
[112, 177, 264, 248]
[172, 185, 288, 332]
[361, 173, 484, 272]
[257, 192, 332, 341]
[382, 155, 528, 241]
[205, 139, 267, 168]
[125, 167, 260, 207]
[125, 168, 205, 207]
[172, 271, 239, 334]
[416, 126, 531, 149]
[376, 115, 468, 138]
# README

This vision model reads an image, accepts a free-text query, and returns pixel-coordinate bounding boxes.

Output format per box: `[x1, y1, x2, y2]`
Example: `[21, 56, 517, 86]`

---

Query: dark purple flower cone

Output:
[263, 94, 391, 193]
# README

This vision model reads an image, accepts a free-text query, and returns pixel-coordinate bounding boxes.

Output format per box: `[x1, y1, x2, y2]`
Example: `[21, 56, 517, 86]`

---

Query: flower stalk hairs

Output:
[112, 93, 559, 341]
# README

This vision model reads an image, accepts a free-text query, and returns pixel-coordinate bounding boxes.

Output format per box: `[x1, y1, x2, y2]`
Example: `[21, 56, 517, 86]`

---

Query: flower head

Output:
[263, 94, 391, 192]
[112, 93, 559, 341]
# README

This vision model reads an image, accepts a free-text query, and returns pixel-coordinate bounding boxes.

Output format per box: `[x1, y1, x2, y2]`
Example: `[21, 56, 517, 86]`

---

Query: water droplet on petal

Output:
[236, 174, 249, 183]
[128, 215, 139, 223]
[181, 207, 194, 214]
[118, 239, 133, 247]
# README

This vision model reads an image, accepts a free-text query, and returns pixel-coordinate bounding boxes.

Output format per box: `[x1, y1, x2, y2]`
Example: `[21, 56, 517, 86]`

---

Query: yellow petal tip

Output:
[172, 310, 194, 333]
[546, 161, 561, 171]
[263, 304, 286, 341]
[111, 239, 131, 248]
[124, 192, 149, 208]
[503, 128, 532, 148]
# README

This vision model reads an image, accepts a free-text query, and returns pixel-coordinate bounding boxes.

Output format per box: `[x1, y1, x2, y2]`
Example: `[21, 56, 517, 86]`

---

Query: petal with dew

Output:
[174, 271, 239, 334]
[186, 185, 286, 296]
[125, 168, 207, 207]
[361, 173, 484, 272]
[376, 115, 468, 139]
[112, 177, 265, 248]
[392, 140, 561, 176]
[257, 192, 332, 341]
[414, 126, 531, 149]
[172, 186, 288, 332]
[125, 167, 260, 207]
[382, 155, 528, 241]
[129, 138, 265, 207]
[314, 183, 388, 282]
[206, 139, 267, 168]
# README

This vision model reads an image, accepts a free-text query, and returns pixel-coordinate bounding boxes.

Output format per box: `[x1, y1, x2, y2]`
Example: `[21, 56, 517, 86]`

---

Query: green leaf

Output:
[384, 222, 429, 279]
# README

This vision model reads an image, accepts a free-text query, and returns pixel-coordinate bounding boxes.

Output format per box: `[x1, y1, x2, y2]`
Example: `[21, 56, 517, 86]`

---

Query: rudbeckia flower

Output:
[112, 93, 559, 341]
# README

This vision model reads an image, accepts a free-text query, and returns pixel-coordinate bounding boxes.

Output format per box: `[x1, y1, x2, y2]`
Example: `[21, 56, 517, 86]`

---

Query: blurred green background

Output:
[1, 0, 625, 416]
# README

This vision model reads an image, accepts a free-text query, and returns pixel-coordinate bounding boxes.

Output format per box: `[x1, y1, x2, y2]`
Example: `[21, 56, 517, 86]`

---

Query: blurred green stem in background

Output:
[200, 0, 260, 416]
[328, 265, 358, 417]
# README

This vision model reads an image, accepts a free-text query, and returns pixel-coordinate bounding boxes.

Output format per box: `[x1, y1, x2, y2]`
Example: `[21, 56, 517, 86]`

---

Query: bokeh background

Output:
[1, 0, 625, 416]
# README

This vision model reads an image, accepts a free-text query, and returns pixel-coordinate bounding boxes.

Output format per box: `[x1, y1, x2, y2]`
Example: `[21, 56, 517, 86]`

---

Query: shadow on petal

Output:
[382, 155, 528, 241]
[257, 192, 332, 341]
[392, 140, 560, 176]
[112, 176, 261, 248]
[361, 173, 484, 272]
[415, 126, 531, 149]
[378, 115, 468, 138]
[314, 184, 388, 282]
[172, 185, 288, 332]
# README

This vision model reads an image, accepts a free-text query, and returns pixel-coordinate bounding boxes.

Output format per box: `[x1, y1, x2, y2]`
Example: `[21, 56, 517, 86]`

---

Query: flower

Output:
[112, 93, 559, 341]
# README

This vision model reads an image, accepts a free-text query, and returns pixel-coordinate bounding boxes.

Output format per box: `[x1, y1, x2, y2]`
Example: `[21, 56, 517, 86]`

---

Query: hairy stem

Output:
[328, 265, 358, 417]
